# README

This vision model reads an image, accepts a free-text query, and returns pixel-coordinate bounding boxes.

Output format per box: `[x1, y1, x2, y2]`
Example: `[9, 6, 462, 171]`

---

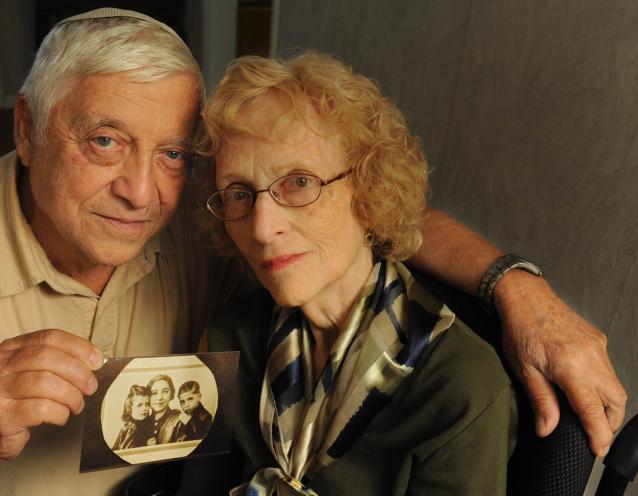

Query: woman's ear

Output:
[13, 96, 34, 167]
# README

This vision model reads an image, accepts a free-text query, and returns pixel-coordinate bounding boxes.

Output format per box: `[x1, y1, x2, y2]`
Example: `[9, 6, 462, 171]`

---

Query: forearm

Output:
[408, 208, 503, 295]
[408, 208, 626, 455]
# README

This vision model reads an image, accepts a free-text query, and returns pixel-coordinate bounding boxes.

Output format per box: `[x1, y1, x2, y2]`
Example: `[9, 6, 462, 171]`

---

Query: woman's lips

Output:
[260, 253, 307, 271]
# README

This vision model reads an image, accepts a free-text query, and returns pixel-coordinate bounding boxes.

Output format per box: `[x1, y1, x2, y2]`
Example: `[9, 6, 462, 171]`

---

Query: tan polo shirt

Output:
[0, 151, 248, 495]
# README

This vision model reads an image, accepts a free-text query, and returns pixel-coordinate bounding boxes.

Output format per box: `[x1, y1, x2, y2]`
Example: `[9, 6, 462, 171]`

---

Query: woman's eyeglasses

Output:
[206, 169, 352, 221]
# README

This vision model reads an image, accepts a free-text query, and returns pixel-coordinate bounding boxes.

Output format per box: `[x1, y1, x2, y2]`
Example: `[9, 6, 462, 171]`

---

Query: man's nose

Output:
[111, 153, 155, 209]
[249, 191, 289, 244]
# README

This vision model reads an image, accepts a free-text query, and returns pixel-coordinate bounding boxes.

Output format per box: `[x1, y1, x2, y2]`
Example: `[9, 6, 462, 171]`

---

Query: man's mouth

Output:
[95, 213, 150, 234]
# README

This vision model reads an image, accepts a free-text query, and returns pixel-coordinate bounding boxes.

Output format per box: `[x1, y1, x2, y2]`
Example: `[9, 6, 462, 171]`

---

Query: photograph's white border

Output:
[100, 355, 218, 465]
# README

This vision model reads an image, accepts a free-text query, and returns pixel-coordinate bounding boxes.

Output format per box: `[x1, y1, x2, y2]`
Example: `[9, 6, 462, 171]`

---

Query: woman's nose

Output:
[249, 191, 289, 244]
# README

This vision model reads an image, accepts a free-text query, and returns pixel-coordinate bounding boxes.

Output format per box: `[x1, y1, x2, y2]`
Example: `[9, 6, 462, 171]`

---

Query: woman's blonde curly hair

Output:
[196, 51, 428, 261]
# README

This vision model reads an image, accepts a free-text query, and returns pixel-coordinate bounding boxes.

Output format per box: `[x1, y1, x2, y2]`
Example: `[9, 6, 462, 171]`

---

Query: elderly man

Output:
[0, 7, 625, 495]
[0, 8, 249, 493]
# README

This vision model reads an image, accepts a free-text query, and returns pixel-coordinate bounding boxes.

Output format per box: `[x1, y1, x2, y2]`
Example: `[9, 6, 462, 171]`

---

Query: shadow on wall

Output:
[0, 110, 13, 156]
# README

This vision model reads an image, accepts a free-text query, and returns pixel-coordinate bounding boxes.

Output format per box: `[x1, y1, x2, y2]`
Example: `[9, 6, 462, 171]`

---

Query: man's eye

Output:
[165, 150, 183, 160]
[94, 136, 114, 147]
[161, 150, 190, 172]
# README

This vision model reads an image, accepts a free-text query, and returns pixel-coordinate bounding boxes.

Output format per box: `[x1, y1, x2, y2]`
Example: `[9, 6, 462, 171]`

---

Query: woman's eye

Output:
[294, 176, 310, 187]
[231, 190, 251, 202]
[283, 175, 315, 190]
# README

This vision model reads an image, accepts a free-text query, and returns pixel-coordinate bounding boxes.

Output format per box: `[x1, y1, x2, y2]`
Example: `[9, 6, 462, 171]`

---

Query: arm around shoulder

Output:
[410, 208, 626, 455]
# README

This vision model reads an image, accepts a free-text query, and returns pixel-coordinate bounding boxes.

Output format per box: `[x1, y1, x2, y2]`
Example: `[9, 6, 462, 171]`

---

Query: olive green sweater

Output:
[179, 289, 517, 496]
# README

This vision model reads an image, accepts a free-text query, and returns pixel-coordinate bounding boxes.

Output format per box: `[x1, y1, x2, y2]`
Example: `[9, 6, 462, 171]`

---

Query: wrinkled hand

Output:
[494, 271, 627, 457]
[0, 329, 103, 460]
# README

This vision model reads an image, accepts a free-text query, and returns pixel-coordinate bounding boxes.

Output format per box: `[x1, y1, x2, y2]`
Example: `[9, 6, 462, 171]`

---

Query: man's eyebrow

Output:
[74, 115, 129, 133]
[74, 115, 196, 151]
[174, 138, 195, 152]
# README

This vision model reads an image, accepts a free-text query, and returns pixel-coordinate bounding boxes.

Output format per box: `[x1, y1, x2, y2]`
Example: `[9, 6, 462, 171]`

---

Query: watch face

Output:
[512, 258, 543, 276]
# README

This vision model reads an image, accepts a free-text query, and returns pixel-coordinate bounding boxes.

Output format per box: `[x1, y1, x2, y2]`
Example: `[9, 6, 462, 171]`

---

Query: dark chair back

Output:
[596, 413, 638, 495]
[414, 271, 596, 496]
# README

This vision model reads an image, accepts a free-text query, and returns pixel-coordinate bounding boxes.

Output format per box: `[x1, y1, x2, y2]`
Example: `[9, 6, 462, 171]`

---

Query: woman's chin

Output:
[265, 284, 310, 308]
[272, 293, 305, 308]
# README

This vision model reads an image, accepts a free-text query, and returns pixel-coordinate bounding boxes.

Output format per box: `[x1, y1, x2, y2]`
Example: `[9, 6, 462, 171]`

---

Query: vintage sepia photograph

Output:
[80, 352, 238, 472]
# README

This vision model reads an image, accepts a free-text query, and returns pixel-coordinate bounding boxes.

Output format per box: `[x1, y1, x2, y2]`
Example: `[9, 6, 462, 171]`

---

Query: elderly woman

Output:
[187, 52, 517, 495]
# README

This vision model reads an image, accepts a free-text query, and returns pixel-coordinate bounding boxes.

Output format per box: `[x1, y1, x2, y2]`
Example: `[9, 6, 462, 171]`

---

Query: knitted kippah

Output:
[54, 7, 183, 42]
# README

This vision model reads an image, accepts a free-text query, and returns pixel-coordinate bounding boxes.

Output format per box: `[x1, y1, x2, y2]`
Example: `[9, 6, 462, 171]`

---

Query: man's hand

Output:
[0, 329, 103, 460]
[495, 271, 627, 457]
[413, 209, 627, 455]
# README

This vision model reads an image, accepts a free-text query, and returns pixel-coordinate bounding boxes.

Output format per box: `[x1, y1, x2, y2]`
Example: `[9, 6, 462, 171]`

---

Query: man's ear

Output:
[13, 95, 35, 167]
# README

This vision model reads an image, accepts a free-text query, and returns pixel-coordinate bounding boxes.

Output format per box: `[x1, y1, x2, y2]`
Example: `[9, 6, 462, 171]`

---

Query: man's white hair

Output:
[20, 11, 204, 143]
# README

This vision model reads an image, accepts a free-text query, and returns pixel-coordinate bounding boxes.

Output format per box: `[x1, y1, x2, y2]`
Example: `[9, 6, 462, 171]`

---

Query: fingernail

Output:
[600, 445, 610, 458]
[90, 349, 103, 370]
[536, 417, 547, 435]
[87, 375, 98, 394]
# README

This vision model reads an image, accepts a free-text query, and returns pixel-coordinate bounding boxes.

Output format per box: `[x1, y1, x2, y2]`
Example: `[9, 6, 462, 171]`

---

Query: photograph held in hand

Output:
[80, 352, 238, 472]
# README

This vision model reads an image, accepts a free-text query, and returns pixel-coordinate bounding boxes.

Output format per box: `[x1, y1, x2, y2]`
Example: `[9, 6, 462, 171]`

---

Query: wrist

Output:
[478, 253, 543, 312]
[493, 268, 551, 316]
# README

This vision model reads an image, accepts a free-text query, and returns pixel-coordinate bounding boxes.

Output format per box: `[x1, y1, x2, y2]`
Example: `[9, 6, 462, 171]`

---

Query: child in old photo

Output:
[178, 381, 212, 440]
[112, 385, 154, 450]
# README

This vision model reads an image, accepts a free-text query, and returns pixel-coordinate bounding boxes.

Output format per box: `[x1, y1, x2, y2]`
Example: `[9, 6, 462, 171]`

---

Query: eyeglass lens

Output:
[208, 174, 323, 220]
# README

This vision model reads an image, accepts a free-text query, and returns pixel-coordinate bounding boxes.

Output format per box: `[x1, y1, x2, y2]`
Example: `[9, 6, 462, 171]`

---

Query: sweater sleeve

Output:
[407, 385, 517, 496]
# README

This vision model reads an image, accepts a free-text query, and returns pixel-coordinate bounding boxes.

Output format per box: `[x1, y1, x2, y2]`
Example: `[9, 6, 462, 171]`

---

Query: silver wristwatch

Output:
[478, 253, 543, 312]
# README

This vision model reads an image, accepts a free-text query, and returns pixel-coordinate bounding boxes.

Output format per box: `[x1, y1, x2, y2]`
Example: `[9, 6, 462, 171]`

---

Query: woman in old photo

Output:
[147, 374, 186, 445]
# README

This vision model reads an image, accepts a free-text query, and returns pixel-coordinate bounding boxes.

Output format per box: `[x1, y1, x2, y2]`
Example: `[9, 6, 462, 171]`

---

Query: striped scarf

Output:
[233, 260, 455, 496]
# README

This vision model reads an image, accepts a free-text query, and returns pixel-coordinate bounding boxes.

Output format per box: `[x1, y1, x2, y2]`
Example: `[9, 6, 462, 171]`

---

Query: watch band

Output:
[478, 253, 543, 312]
